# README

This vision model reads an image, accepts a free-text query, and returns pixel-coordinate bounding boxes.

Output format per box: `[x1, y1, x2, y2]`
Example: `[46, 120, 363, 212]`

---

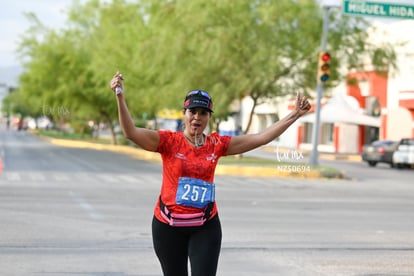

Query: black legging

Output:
[152, 215, 222, 276]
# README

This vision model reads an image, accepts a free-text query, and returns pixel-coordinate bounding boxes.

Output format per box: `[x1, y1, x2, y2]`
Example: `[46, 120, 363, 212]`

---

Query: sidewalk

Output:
[41, 136, 347, 179]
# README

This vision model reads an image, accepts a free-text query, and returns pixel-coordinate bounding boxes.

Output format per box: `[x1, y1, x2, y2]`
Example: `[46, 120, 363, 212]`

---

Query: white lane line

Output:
[74, 173, 96, 183]
[6, 172, 21, 181]
[54, 174, 70, 182]
[69, 191, 103, 220]
[29, 173, 46, 181]
[97, 174, 119, 183]
[135, 174, 159, 184]
[118, 175, 139, 183]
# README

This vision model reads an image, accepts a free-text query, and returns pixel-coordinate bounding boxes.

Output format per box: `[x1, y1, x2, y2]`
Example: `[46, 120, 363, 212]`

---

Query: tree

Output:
[12, 0, 397, 140]
[115, 0, 397, 133]
[16, 8, 121, 143]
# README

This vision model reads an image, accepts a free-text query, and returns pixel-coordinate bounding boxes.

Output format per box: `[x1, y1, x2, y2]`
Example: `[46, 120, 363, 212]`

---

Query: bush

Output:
[70, 120, 93, 138]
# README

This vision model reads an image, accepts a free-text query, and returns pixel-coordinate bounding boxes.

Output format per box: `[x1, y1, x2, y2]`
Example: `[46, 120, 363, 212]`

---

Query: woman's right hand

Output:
[109, 71, 124, 94]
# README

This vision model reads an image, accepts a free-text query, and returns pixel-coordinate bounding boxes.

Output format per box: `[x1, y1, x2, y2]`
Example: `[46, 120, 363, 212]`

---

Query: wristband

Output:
[115, 87, 123, 95]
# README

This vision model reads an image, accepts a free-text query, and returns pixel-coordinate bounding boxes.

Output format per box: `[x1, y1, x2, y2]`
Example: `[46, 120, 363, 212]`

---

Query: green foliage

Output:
[8, 0, 398, 140]
[70, 119, 93, 136]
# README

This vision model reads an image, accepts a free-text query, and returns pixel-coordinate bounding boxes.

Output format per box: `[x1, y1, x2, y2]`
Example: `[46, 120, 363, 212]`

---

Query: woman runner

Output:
[110, 71, 311, 276]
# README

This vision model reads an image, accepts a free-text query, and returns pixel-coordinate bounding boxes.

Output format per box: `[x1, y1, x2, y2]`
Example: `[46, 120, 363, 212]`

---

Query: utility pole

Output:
[310, 6, 331, 166]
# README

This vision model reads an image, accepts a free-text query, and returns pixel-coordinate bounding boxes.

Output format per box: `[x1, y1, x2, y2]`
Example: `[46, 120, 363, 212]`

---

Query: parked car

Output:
[361, 140, 398, 167]
[393, 138, 414, 169]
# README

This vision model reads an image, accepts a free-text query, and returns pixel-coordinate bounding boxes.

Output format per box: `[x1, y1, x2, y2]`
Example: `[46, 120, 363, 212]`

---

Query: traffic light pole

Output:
[310, 6, 331, 166]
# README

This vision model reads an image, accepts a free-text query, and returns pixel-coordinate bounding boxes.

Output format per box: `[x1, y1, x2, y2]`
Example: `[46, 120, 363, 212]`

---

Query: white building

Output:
[222, 19, 414, 153]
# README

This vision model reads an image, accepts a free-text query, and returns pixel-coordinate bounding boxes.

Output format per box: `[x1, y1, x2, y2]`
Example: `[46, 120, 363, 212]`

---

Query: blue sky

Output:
[0, 0, 412, 68]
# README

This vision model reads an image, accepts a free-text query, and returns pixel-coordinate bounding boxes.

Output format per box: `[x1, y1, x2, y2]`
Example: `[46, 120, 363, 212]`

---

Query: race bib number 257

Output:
[176, 177, 215, 209]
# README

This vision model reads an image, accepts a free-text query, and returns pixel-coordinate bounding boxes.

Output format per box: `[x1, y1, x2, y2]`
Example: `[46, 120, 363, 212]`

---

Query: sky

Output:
[0, 0, 79, 68]
[0, 0, 412, 69]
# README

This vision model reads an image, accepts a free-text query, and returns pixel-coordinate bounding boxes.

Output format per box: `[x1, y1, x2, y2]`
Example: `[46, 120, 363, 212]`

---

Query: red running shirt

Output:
[153, 130, 231, 224]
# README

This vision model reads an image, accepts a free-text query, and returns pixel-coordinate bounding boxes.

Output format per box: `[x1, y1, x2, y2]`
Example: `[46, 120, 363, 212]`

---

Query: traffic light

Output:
[318, 52, 331, 83]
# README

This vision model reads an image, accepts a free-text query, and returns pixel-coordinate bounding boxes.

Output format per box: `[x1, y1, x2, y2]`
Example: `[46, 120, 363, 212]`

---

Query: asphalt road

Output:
[1, 127, 413, 276]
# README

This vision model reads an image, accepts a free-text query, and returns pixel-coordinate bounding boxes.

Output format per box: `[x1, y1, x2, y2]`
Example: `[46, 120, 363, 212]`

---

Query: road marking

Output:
[97, 174, 119, 183]
[29, 173, 46, 181]
[135, 174, 160, 184]
[118, 175, 139, 183]
[5, 172, 21, 181]
[69, 191, 103, 220]
[54, 174, 70, 182]
[74, 173, 95, 183]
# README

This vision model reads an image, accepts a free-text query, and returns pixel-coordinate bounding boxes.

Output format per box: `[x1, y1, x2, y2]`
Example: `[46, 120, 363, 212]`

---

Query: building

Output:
[225, 19, 414, 154]
[303, 20, 414, 153]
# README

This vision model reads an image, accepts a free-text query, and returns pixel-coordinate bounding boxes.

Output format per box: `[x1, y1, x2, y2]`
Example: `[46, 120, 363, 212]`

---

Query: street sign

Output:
[343, 0, 414, 19]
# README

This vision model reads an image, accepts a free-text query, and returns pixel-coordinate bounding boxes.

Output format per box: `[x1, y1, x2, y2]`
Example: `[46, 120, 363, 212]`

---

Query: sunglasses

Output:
[186, 90, 211, 100]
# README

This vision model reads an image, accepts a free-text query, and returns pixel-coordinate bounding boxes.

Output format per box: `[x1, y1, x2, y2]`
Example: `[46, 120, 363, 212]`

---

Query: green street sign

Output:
[343, 0, 414, 19]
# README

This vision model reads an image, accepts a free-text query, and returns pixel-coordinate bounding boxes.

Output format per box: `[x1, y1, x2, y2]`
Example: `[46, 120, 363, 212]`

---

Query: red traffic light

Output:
[321, 52, 331, 62]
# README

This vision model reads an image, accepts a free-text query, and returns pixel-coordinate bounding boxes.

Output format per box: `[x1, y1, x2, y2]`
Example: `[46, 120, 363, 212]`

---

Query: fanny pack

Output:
[159, 196, 214, 227]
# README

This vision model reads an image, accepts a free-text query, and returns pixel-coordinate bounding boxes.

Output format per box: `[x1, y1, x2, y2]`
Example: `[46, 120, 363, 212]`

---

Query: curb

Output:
[319, 153, 362, 162]
[43, 137, 162, 162]
[42, 137, 344, 179]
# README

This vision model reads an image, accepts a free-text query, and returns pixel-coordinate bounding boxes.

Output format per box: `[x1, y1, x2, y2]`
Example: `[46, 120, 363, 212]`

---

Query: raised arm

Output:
[110, 72, 159, 152]
[226, 92, 311, 156]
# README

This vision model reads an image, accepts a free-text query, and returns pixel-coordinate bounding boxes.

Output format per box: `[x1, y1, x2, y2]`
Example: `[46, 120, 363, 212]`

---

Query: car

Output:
[361, 140, 398, 167]
[392, 138, 414, 169]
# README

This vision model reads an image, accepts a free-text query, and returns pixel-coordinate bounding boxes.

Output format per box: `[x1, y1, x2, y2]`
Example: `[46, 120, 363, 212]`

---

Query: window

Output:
[302, 123, 333, 145]
[321, 123, 334, 145]
[303, 123, 313, 143]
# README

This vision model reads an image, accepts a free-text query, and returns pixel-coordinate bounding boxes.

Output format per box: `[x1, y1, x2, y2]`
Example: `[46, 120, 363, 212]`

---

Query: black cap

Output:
[183, 90, 213, 112]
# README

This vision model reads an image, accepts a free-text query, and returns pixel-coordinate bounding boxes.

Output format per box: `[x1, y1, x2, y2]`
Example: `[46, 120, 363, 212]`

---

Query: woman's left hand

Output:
[295, 91, 311, 116]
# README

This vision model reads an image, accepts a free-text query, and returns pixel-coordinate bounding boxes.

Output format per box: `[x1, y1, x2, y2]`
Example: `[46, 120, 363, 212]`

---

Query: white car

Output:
[392, 138, 414, 168]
